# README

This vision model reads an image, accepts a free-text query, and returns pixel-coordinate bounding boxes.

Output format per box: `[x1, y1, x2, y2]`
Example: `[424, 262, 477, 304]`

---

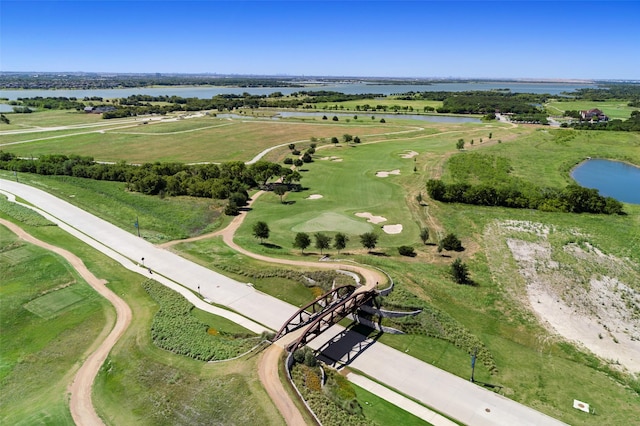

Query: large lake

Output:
[0, 81, 595, 100]
[571, 159, 640, 204]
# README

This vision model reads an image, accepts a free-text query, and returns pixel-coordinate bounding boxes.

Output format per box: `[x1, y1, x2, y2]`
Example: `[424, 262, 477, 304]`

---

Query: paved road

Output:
[0, 178, 567, 426]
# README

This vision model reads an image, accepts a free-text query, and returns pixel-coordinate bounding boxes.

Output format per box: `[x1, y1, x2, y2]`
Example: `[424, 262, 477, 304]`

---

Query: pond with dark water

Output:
[571, 159, 640, 204]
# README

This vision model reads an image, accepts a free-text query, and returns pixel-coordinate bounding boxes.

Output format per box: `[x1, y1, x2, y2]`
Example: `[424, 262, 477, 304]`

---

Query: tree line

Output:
[0, 152, 298, 200]
[426, 179, 624, 214]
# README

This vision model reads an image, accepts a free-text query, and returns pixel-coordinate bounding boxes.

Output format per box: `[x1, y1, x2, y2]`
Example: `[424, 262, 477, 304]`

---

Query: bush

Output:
[441, 233, 463, 251]
[224, 202, 239, 216]
[450, 258, 471, 284]
[398, 246, 416, 257]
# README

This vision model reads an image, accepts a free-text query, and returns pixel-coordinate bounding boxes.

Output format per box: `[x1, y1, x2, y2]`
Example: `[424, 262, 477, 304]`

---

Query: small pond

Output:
[571, 159, 640, 204]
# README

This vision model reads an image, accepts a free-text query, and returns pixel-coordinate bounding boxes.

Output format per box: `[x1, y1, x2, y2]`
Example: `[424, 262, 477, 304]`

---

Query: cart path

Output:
[0, 218, 132, 426]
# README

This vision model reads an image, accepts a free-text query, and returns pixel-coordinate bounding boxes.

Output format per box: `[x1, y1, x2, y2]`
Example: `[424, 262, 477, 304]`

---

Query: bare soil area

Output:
[486, 220, 640, 372]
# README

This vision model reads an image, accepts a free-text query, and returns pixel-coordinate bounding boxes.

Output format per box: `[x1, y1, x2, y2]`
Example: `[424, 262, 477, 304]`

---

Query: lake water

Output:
[571, 159, 640, 204]
[0, 81, 595, 101]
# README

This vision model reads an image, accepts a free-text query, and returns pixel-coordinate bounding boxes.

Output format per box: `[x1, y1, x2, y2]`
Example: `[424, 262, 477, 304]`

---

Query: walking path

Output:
[0, 179, 567, 426]
[0, 218, 131, 426]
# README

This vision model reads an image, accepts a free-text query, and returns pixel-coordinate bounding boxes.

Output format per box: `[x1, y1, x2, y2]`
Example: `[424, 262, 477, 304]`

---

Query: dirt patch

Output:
[491, 220, 640, 372]
[382, 224, 403, 234]
[355, 212, 387, 224]
[376, 169, 400, 178]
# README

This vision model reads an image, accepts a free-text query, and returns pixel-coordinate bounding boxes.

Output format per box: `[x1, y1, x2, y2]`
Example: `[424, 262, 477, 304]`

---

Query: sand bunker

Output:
[401, 151, 419, 159]
[382, 224, 403, 234]
[376, 169, 401, 178]
[306, 194, 323, 200]
[355, 212, 387, 224]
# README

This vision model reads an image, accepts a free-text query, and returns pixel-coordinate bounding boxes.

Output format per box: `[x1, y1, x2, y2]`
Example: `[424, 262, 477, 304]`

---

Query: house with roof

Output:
[580, 108, 608, 122]
[84, 106, 116, 114]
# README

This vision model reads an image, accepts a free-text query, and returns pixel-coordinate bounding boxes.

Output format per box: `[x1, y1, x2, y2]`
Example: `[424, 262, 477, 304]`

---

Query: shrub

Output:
[441, 233, 463, 251]
[450, 258, 471, 284]
[398, 246, 416, 257]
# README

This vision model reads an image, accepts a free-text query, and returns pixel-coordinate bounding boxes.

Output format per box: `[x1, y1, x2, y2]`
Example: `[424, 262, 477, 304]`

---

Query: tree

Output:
[343, 134, 353, 143]
[273, 184, 287, 203]
[380, 118, 386, 123]
[441, 233, 463, 251]
[456, 138, 465, 150]
[353, 136, 361, 143]
[488, 132, 492, 139]
[314, 232, 331, 254]
[283, 157, 293, 165]
[302, 152, 313, 163]
[398, 246, 416, 257]
[252, 221, 270, 243]
[450, 258, 471, 284]
[332, 116, 339, 121]
[333, 233, 349, 253]
[288, 143, 295, 150]
[359, 232, 378, 251]
[293, 232, 311, 253]
[224, 201, 239, 216]
[419, 228, 429, 244]
[0, 114, 10, 125]
[331, 137, 339, 144]
[294, 158, 304, 167]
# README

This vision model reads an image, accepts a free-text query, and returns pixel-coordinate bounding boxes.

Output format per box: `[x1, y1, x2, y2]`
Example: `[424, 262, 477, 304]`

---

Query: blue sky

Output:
[1, 1, 639, 80]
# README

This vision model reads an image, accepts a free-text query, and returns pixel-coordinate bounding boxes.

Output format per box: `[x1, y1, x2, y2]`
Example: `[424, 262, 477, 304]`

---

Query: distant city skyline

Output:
[1, 1, 639, 80]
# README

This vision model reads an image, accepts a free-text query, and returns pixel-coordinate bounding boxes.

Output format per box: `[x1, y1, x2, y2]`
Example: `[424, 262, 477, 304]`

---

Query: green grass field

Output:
[313, 98, 443, 112]
[546, 99, 637, 120]
[2, 114, 416, 163]
[2, 107, 640, 424]
[0, 224, 110, 425]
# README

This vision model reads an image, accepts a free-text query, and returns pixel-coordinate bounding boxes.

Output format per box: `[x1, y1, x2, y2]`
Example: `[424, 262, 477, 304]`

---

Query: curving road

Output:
[0, 178, 567, 426]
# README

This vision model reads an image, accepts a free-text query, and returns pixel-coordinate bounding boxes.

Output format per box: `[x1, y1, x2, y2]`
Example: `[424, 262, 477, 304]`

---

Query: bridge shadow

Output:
[315, 322, 382, 369]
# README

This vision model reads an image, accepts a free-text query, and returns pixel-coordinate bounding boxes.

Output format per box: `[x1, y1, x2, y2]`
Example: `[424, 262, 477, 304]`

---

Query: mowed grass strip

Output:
[23, 285, 92, 319]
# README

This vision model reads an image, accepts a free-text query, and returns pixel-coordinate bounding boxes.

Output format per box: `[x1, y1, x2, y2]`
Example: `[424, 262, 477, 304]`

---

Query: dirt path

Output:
[160, 190, 384, 425]
[0, 218, 132, 426]
[258, 344, 308, 426]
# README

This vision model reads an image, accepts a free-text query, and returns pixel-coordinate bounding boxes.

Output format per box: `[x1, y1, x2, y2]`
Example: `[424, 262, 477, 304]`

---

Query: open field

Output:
[312, 98, 443, 112]
[546, 99, 637, 120]
[1, 113, 422, 163]
[2, 108, 640, 424]
[0, 220, 111, 425]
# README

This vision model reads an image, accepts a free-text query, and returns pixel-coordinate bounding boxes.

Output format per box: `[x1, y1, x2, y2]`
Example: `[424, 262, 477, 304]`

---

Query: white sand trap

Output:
[376, 169, 401, 177]
[306, 194, 323, 200]
[383, 224, 403, 234]
[355, 212, 387, 224]
[401, 151, 418, 159]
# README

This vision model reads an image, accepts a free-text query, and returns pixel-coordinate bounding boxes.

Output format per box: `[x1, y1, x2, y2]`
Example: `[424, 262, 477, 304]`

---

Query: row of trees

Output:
[426, 179, 624, 214]
[0, 152, 298, 200]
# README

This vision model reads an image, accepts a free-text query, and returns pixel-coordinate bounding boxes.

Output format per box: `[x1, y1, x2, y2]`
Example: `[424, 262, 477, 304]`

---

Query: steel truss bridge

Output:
[273, 285, 377, 353]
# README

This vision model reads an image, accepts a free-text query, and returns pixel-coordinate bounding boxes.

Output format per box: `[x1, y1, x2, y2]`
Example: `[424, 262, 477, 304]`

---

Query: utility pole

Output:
[470, 347, 478, 383]
[135, 216, 140, 237]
